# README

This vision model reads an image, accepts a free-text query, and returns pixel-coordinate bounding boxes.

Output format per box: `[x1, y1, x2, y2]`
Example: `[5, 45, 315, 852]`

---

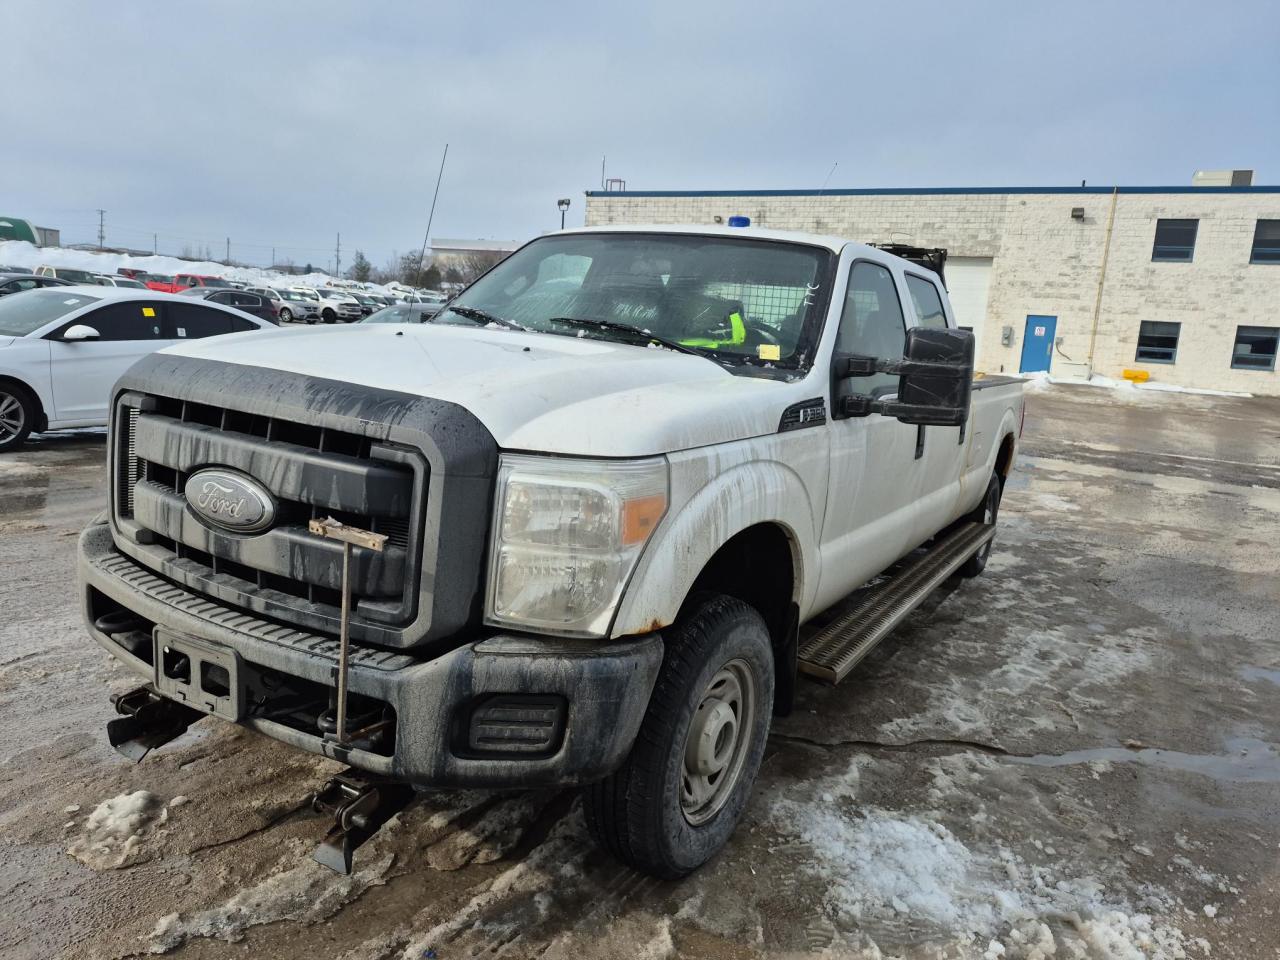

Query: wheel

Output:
[279, 307, 293, 323]
[583, 594, 774, 878]
[322, 308, 336, 323]
[0, 383, 36, 453]
[958, 473, 1002, 578]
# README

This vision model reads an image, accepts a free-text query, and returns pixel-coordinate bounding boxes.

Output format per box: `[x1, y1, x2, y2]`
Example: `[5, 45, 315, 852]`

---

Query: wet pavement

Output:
[1, 383, 1279, 959]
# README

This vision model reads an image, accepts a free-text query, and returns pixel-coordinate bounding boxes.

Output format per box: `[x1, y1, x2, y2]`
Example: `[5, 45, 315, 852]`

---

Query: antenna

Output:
[818, 161, 838, 195]
[415, 143, 449, 288]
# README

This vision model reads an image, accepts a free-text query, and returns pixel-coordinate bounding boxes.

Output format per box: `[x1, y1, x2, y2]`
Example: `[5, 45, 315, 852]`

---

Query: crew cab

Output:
[78, 225, 1023, 878]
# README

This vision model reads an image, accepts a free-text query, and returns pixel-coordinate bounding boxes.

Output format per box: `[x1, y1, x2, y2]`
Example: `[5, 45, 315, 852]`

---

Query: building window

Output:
[1231, 326, 1279, 371]
[1151, 219, 1198, 262]
[1250, 220, 1280, 264]
[1135, 321, 1180, 364]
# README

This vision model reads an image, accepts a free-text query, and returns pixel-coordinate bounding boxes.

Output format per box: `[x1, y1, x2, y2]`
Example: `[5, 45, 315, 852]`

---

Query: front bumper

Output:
[79, 520, 663, 787]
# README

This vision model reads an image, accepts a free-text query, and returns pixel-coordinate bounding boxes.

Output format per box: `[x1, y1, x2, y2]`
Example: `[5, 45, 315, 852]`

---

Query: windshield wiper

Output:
[441, 305, 529, 331]
[544, 316, 707, 358]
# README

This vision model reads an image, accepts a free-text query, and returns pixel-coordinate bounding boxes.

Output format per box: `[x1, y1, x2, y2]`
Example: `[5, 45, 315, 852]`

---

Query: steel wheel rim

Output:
[681, 658, 756, 826]
[977, 486, 998, 561]
[0, 391, 24, 441]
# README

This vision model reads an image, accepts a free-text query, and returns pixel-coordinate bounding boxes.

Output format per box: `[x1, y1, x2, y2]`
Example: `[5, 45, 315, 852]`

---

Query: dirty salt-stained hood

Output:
[157, 322, 796, 456]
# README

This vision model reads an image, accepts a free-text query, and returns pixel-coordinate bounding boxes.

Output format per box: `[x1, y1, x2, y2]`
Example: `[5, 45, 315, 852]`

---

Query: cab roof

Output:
[557, 222, 874, 257]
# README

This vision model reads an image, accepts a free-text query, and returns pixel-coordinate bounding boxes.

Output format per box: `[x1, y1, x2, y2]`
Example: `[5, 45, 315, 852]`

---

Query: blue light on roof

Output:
[727, 215, 751, 228]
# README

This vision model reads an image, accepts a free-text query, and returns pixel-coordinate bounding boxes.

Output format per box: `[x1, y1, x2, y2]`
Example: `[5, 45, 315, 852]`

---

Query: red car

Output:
[174, 273, 233, 291]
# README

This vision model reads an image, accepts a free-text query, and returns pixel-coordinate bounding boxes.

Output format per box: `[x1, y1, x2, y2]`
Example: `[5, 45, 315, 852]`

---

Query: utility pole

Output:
[225, 237, 230, 264]
[96, 209, 106, 249]
[153, 233, 157, 254]
[335, 233, 341, 279]
[271, 247, 275, 268]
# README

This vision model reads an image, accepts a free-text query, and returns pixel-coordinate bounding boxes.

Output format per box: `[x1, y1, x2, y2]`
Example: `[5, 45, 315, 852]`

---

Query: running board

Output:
[798, 521, 994, 685]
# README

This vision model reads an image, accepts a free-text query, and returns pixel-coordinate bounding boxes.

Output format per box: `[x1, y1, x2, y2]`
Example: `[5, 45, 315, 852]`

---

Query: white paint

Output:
[944, 256, 993, 365]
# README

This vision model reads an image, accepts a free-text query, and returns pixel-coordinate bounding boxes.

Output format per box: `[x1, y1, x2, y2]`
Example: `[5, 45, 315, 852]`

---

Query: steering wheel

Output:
[744, 319, 780, 346]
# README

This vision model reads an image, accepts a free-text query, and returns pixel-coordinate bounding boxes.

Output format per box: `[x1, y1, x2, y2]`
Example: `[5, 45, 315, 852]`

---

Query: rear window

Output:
[0, 289, 101, 336]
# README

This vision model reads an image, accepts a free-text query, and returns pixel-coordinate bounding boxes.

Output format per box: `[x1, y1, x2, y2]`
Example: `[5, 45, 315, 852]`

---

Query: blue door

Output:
[1019, 315, 1057, 373]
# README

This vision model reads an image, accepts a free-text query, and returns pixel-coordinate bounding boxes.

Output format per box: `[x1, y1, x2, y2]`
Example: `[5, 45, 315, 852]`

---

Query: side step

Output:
[798, 521, 994, 684]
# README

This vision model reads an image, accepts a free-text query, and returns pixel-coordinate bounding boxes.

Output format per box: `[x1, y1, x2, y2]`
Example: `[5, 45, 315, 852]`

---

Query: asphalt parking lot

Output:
[2, 383, 1279, 960]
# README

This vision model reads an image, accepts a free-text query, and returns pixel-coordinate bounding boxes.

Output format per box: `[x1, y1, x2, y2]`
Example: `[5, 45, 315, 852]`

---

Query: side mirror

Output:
[838, 326, 974, 426]
[61, 324, 101, 342]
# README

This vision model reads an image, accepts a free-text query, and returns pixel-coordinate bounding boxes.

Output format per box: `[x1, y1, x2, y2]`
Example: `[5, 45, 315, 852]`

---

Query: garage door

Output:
[944, 257, 993, 368]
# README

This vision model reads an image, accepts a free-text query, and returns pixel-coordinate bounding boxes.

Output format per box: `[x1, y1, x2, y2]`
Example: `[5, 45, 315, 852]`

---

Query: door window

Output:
[905, 274, 948, 329]
[837, 261, 907, 397]
[163, 302, 243, 338]
[207, 290, 234, 304]
[64, 301, 163, 340]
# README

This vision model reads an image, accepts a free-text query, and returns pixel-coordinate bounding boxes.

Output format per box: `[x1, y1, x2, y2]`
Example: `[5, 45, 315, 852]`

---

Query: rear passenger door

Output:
[162, 301, 257, 339]
[46, 300, 165, 421]
[903, 272, 969, 543]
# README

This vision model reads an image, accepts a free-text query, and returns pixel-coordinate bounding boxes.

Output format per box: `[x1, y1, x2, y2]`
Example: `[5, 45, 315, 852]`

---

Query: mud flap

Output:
[107, 687, 205, 762]
[310, 769, 415, 874]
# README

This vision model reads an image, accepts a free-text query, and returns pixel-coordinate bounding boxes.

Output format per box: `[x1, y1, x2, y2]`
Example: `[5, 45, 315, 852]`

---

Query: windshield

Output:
[436, 233, 833, 376]
[55, 268, 98, 283]
[0, 289, 100, 336]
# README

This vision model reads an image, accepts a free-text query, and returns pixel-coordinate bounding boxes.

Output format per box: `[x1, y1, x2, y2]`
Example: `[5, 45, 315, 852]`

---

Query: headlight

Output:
[485, 454, 668, 636]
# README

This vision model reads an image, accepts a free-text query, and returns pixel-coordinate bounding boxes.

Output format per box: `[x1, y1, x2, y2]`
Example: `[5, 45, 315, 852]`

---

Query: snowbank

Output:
[1021, 370, 1251, 399]
[0, 240, 397, 295]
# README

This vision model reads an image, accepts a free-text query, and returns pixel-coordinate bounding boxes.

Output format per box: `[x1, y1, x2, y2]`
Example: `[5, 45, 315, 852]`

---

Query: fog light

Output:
[465, 695, 566, 757]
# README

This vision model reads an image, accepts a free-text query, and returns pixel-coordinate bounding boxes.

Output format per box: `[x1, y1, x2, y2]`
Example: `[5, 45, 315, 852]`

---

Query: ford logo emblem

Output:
[184, 469, 276, 534]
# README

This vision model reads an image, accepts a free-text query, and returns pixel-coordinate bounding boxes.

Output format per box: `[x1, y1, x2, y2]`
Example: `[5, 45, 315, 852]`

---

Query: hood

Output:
[157, 323, 799, 456]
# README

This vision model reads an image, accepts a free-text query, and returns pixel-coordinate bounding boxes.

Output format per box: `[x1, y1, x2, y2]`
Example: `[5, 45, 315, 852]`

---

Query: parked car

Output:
[173, 273, 232, 290]
[116, 267, 148, 280]
[359, 302, 441, 324]
[346, 291, 380, 316]
[247, 287, 321, 324]
[315, 288, 363, 323]
[34, 265, 100, 285]
[177, 286, 279, 324]
[0, 286, 272, 451]
[94, 274, 148, 289]
[0, 273, 72, 297]
[143, 274, 181, 293]
[77, 225, 1023, 879]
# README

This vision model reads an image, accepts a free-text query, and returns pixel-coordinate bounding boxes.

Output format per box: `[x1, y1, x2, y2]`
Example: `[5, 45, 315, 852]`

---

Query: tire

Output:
[958, 473, 1002, 578]
[279, 307, 293, 323]
[0, 383, 37, 453]
[322, 308, 335, 324]
[583, 594, 774, 878]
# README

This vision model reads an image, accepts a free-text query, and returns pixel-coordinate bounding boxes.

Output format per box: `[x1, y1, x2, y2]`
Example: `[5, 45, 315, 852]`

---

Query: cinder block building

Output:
[583, 175, 1280, 395]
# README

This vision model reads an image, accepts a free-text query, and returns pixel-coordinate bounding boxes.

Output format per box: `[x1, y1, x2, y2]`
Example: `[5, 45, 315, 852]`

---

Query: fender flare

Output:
[611, 459, 819, 638]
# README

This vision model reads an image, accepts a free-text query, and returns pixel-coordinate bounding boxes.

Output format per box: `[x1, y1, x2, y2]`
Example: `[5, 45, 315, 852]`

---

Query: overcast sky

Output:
[7, 0, 1277, 270]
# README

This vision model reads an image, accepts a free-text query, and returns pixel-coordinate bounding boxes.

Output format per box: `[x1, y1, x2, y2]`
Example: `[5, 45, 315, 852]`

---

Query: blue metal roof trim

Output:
[585, 186, 1280, 198]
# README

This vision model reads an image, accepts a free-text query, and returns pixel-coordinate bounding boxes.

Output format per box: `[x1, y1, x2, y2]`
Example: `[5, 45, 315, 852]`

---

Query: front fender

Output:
[610, 456, 819, 638]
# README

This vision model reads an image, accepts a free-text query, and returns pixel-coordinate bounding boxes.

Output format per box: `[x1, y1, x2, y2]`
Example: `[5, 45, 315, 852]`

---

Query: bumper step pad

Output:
[798, 521, 994, 685]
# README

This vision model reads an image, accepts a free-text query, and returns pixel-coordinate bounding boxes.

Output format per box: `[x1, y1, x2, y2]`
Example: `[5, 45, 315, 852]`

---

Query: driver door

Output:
[46, 301, 167, 421]
[815, 256, 924, 610]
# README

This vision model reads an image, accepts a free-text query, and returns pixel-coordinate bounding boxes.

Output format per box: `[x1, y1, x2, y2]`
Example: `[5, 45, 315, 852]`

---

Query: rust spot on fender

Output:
[646, 618, 668, 633]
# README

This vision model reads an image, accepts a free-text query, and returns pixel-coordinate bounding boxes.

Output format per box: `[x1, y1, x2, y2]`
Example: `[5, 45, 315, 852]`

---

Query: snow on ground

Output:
[0, 240, 397, 294]
[768, 762, 1197, 960]
[1020, 371, 1250, 399]
[148, 842, 394, 952]
[67, 790, 166, 869]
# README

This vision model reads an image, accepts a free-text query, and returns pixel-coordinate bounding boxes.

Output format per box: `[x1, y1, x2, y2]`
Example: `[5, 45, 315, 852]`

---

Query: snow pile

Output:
[67, 790, 166, 869]
[1020, 370, 1250, 399]
[148, 847, 394, 951]
[0, 239, 398, 296]
[770, 794, 1192, 959]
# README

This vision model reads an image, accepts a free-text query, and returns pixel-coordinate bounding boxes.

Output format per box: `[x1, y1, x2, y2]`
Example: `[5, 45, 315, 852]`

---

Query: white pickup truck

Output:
[79, 224, 1023, 878]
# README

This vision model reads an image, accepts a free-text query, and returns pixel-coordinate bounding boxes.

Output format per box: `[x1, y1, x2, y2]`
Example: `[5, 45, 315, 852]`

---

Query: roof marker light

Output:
[727, 215, 751, 228]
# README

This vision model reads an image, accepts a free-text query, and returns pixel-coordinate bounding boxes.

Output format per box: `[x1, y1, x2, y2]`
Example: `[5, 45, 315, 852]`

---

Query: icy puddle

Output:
[1009, 737, 1280, 783]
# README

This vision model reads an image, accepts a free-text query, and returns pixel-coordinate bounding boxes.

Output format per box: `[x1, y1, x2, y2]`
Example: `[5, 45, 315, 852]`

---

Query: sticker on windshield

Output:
[142, 307, 156, 317]
[758, 344, 781, 361]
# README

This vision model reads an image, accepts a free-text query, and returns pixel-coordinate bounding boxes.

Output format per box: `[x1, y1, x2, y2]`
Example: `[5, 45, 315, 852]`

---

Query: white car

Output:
[0, 286, 271, 451]
[93, 274, 149, 289]
[315, 289, 364, 323]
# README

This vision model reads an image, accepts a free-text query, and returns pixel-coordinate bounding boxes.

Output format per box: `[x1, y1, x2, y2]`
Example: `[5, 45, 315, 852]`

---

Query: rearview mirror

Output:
[838, 327, 975, 426]
[61, 324, 101, 342]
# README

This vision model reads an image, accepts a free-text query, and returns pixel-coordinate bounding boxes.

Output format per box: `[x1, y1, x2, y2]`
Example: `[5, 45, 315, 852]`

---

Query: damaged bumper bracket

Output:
[310, 768, 415, 874]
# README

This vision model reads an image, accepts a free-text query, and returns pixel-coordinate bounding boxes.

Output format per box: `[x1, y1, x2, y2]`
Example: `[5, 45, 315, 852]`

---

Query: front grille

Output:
[111, 391, 428, 645]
